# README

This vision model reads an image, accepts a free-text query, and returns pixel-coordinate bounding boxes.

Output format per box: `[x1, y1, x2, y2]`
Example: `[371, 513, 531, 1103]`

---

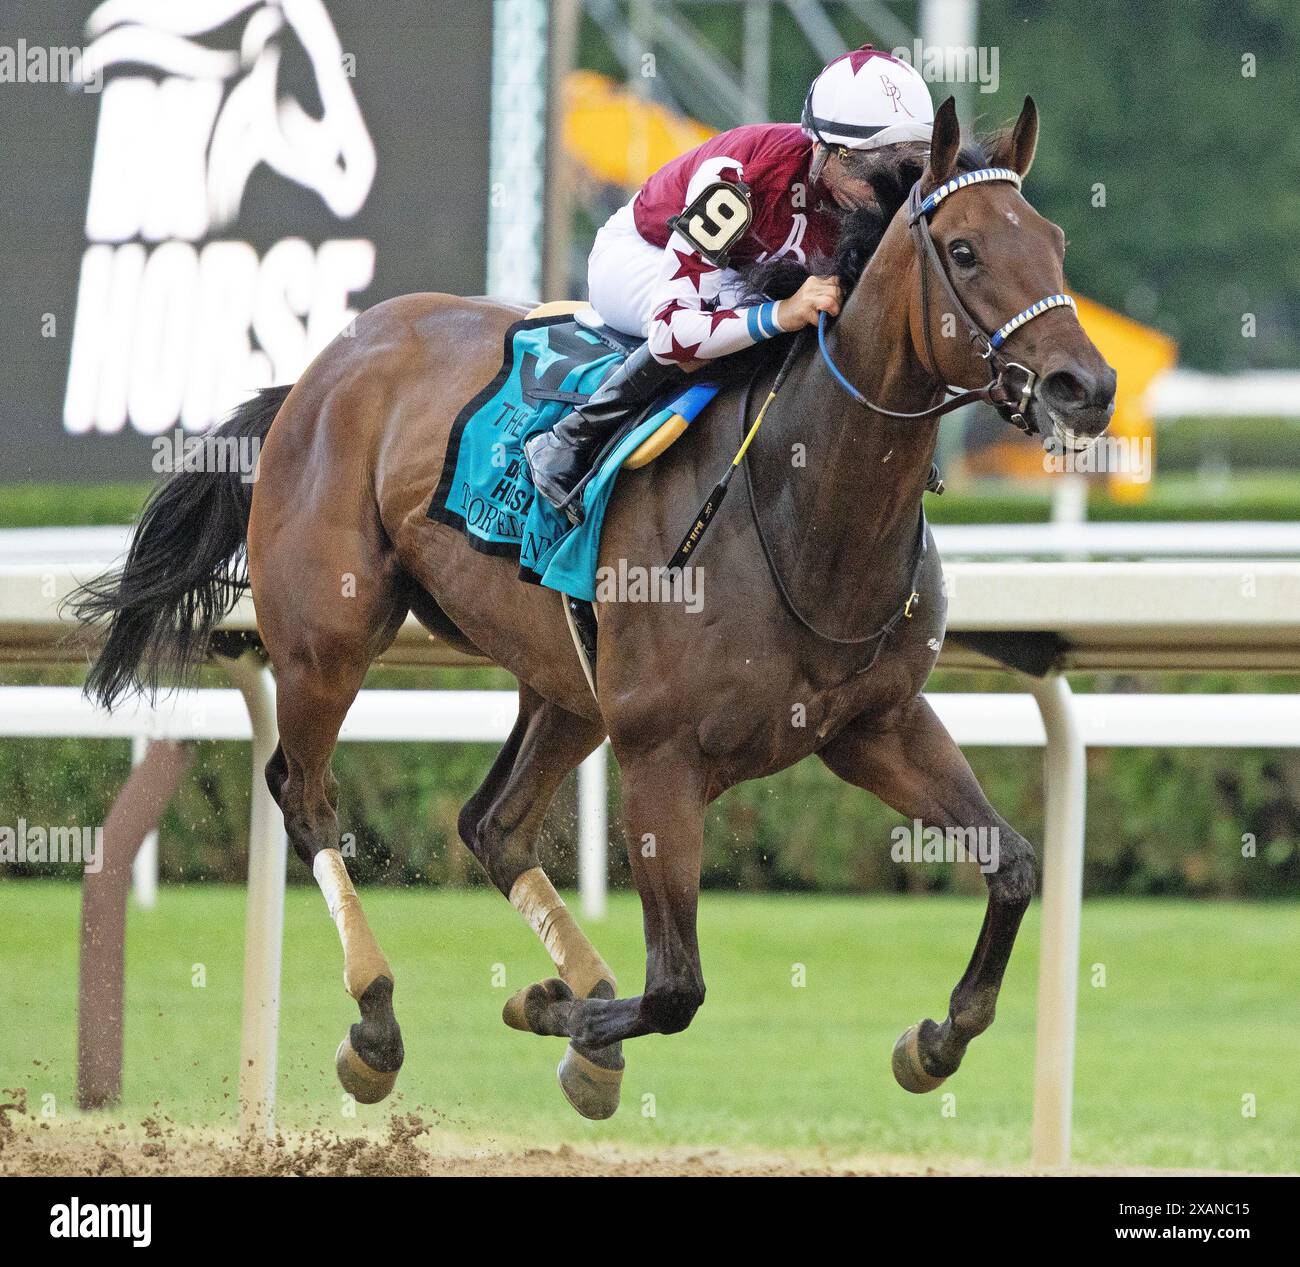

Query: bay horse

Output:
[73, 99, 1115, 1120]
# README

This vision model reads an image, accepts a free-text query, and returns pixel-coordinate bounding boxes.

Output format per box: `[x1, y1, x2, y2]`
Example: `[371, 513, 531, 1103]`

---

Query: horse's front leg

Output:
[516, 747, 708, 1051]
[820, 697, 1037, 1092]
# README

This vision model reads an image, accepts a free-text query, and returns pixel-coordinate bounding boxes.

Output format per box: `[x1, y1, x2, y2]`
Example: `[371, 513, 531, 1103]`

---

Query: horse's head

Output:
[83, 0, 375, 227]
[908, 97, 1116, 448]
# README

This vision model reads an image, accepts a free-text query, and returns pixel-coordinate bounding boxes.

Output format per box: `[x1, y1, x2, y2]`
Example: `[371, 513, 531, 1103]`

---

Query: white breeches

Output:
[586, 199, 747, 338]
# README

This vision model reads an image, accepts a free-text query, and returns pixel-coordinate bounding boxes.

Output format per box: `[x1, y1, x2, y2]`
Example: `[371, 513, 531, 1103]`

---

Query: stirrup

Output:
[524, 432, 590, 525]
[542, 413, 647, 525]
[552, 468, 601, 525]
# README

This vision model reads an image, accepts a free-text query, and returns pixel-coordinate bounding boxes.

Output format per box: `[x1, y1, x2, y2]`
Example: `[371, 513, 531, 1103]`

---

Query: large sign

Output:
[0, 1, 492, 480]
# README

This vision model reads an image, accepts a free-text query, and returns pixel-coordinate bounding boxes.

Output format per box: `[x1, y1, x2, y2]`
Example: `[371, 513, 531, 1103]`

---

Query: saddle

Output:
[523, 300, 694, 471]
[427, 302, 719, 587]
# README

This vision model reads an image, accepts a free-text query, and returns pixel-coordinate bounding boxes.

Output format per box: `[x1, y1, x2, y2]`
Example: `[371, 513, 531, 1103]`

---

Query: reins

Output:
[665, 166, 1075, 647]
[736, 361, 930, 649]
[666, 330, 929, 650]
[815, 312, 990, 421]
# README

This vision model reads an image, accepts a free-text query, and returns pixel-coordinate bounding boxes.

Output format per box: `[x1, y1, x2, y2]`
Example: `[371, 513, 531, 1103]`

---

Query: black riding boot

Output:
[524, 343, 677, 524]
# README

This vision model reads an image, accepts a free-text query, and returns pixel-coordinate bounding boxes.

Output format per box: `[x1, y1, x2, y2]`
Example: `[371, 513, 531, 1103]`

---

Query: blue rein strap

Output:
[816, 311, 993, 422]
[816, 310, 867, 405]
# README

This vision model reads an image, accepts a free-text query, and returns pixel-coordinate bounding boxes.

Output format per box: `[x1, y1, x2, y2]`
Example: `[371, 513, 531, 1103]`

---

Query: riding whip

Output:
[666, 331, 807, 571]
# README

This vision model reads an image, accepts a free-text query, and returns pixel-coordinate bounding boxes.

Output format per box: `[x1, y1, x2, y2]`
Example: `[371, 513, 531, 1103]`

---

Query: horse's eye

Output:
[949, 241, 976, 267]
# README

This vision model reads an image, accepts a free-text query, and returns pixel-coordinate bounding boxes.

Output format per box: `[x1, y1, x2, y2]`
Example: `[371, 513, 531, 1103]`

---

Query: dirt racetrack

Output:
[1, 1115, 933, 1177]
[1, 1106, 1241, 1177]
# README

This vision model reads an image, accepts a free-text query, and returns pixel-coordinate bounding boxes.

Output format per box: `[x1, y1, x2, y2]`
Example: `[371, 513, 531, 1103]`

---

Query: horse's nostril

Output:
[1042, 368, 1088, 408]
[1043, 364, 1117, 412]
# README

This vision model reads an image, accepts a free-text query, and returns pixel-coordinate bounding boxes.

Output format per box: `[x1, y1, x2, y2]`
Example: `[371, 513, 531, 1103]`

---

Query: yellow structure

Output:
[1071, 294, 1177, 500]
[564, 70, 714, 190]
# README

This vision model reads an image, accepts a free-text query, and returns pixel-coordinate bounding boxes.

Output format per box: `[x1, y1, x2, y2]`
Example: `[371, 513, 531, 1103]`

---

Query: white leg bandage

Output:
[509, 866, 616, 999]
[313, 849, 392, 1000]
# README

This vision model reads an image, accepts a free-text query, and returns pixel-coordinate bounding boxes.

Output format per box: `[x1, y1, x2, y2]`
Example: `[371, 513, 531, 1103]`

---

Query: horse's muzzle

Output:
[1035, 360, 1117, 448]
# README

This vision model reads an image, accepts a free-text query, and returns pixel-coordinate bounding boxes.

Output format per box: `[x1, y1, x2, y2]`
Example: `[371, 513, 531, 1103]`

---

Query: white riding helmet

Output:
[801, 44, 934, 153]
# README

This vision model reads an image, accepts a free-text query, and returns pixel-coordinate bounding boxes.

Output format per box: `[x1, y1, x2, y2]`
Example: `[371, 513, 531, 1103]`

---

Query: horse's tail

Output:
[69, 385, 293, 710]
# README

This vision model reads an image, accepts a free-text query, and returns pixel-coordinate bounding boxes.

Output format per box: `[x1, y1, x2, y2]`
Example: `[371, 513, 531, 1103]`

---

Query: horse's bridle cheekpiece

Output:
[818, 167, 1077, 435]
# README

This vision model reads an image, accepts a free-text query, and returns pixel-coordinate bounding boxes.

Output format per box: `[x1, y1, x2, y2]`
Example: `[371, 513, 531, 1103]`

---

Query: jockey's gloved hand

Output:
[775, 275, 842, 332]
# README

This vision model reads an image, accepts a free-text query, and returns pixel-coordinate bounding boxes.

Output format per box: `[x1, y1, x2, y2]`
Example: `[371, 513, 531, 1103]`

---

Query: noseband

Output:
[817, 167, 1075, 434]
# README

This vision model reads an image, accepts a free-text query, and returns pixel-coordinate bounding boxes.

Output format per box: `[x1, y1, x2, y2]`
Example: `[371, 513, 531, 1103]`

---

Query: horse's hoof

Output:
[335, 1034, 399, 1104]
[557, 1043, 623, 1120]
[891, 1023, 947, 1094]
[502, 977, 572, 1035]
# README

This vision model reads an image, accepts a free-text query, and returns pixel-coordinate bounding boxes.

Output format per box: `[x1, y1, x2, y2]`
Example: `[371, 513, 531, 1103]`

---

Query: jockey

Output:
[525, 44, 935, 522]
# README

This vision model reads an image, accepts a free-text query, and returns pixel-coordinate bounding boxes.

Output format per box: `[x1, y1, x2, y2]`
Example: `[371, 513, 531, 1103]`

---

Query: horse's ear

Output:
[922, 97, 960, 192]
[990, 96, 1039, 177]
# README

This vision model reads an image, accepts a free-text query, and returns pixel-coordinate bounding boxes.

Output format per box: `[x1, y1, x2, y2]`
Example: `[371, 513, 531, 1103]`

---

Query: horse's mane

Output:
[738, 139, 993, 304]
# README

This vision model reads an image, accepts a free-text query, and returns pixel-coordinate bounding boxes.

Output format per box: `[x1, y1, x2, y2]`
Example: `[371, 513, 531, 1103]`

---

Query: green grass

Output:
[0, 483, 153, 527]
[924, 472, 1300, 523]
[3, 883, 1296, 1171]
[4, 471, 1300, 530]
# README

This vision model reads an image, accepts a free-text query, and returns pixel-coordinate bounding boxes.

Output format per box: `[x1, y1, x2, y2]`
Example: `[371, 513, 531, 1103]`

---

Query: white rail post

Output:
[129, 734, 159, 909]
[1027, 672, 1087, 1168]
[577, 744, 608, 920]
[221, 650, 287, 1139]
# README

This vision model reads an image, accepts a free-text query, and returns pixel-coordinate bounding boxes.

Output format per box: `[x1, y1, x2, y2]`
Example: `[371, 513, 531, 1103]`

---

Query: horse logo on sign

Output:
[79, 0, 375, 225]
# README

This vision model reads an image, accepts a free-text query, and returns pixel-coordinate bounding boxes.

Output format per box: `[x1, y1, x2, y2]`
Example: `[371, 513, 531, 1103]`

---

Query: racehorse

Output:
[73, 99, 1115, 1120]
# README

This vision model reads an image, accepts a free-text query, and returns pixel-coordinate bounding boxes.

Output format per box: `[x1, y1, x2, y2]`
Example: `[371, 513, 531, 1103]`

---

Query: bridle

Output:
[817, 166, 1076, 435]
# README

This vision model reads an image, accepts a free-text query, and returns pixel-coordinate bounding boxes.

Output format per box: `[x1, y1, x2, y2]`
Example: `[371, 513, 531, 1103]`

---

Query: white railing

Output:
[7, 519, 1300, 568]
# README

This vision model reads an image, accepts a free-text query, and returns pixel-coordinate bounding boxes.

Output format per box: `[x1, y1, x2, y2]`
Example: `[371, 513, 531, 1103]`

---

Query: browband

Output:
[915, 166, 1022, 217]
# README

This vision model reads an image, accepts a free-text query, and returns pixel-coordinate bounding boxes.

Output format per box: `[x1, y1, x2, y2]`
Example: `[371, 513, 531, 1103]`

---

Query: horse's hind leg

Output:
[819, 698, 1037, 1092]
[459, 685, 623, 1118]
[270, 646, 408, 1104]
[249, 503, 409, 1105]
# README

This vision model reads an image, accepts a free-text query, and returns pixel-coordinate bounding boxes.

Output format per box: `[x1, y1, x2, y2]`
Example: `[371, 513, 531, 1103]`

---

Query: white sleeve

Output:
[643, 157, 785, 365]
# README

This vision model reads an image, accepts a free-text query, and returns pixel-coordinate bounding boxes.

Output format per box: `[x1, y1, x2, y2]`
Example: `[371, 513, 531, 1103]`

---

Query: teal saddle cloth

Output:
[428, 314, 718, 601]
